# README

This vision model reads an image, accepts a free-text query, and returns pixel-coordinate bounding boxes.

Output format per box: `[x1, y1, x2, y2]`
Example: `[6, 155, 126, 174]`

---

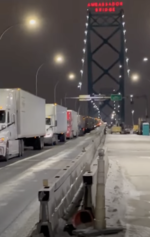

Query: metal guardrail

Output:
[28, 126, 105, 237]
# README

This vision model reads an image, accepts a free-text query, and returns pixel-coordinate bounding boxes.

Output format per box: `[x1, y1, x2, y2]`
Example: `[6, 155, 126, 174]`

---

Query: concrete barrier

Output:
[29, 126, 105, 237]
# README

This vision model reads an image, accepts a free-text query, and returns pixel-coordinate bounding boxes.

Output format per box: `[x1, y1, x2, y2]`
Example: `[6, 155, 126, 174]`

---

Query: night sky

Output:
[0, 0, 149, 125]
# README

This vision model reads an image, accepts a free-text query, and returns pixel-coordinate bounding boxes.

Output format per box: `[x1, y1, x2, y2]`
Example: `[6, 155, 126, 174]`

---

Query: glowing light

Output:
[81, 58, 84, 63]
[68, 73, 75, 80]
[131, 74, 139, 81]
[127, 69, 130, 74]
[95, 7, 115, 12]
[125, 48, 128, 52]
[29, 19, 36, 25]
[83, 48, 86, 53]
[54, 54, 64, 64]
[143, 57, 148, 62]
[87, 2, 123, 7]
[84, 39, 87, 44]
[119, 65, 122, 68]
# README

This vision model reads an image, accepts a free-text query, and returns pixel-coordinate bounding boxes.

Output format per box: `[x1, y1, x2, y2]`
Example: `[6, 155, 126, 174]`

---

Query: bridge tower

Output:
[87, 1, 126, 122]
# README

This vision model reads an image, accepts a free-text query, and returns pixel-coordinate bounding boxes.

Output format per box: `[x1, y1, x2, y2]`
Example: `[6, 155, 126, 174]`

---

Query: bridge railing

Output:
[29, 126, 105, 237]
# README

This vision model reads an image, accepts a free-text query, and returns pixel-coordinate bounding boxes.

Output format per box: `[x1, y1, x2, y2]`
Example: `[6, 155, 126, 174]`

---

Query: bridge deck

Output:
[106, 134, 150, 236]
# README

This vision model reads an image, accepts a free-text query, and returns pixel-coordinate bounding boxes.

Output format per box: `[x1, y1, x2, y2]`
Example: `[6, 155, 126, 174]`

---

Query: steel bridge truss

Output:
[87, 9, 125, 121]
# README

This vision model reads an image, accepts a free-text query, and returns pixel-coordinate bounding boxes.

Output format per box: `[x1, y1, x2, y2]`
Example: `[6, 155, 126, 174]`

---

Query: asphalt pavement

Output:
[0, 133, 95, 237]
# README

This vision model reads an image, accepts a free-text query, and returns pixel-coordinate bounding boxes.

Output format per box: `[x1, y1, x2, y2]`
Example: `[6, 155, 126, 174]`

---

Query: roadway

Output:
[0, 132, 96, 237]
[106, 134, 150, 236]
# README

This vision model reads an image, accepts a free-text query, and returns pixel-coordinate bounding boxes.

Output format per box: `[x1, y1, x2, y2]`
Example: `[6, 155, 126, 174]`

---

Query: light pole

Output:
[54, 80, 60, 103]
[0, 19, 37, 40]
[35, 62, 44, 95]
[54, 73, 76, 104]
[0, 24, 19, 40]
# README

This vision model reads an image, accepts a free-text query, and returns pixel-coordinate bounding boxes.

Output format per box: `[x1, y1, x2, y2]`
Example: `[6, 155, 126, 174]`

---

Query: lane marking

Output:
[4, 149, 52, 168]
[0, 133, 93, 169]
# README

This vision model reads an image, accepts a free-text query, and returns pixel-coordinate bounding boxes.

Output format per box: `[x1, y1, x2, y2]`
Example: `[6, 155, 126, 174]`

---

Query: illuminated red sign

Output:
[87, 2, 123, 7]
[95, 7, 115, 12]
[87, 2, 123, 12]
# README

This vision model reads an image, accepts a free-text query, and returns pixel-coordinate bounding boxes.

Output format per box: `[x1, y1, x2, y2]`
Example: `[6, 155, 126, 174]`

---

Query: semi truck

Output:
[0, 89, 45, 161]
[66, 110, 78, 138]
[84, 117, 95, 133]
[44, 104, 67, 145]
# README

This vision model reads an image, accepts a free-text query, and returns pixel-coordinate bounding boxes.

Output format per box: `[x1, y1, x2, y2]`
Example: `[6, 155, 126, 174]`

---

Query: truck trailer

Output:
[0, 89, 45, 161]
[66, 110, 78, 138]
[77, 115, 85, 136]
[44, 104, 67, 145]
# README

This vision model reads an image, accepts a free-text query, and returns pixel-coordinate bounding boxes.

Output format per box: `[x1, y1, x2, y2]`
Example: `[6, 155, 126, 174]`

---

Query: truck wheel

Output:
[33, 137, 44, 150]
[61, 133, 66, 142]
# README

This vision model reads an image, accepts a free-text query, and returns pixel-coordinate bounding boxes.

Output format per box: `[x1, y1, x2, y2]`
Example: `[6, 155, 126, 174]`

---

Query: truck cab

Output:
[0, 90, 20, 160]
[44, 104, 67, 145]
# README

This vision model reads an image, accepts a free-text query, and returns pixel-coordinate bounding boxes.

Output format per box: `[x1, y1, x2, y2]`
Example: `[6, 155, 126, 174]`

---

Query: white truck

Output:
[44, 104, 67, 145]
[0, 89, 45, 161]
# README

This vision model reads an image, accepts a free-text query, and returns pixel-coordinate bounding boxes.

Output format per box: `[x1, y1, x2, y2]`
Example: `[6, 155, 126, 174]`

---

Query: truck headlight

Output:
[45, 133, 53, 138]
[0, 137, 5, 143]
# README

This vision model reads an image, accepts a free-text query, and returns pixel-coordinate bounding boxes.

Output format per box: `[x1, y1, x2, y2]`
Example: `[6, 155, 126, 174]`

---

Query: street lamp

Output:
[54, 73, 75, 103]
[29, 19, 36, 25]
[131, 74, 139, 82]
[68, 73, 75, 80]
[143, 57, 148, 62]
[0, 19, 37, 40]
[35, 62, 45, 95]
[54, 54, 64, 64]
[36, 54, 65, 96]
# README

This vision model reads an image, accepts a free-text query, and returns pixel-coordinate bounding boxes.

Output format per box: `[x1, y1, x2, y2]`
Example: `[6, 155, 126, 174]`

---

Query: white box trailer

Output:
[44, 104, 67, 145]
[0, 89, 45, 161]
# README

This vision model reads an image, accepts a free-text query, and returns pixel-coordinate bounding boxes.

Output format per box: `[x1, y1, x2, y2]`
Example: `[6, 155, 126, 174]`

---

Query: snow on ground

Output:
[106, 158, 150, 237]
